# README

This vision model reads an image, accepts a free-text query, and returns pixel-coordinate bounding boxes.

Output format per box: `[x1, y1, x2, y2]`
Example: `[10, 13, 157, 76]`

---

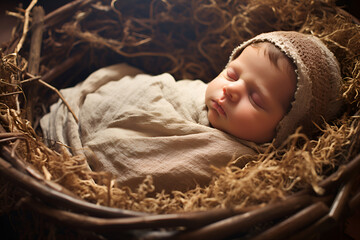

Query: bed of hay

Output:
[0, 0, 359, 219]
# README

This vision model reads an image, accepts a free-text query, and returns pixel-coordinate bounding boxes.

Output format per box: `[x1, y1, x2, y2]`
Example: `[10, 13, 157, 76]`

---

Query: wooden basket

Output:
[1, 0, 360, 239]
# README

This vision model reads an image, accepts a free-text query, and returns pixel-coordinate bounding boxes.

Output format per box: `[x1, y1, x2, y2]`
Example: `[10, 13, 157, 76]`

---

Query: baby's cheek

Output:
[238, 105, 257, 121]
[207, 109, 220, 128]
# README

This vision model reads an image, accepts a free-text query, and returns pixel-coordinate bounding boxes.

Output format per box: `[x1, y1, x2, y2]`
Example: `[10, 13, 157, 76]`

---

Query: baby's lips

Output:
[214, 99, 226, 116]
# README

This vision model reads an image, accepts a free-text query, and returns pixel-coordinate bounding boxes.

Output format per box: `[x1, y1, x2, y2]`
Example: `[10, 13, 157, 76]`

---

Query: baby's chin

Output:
[207, 110, 275, 143]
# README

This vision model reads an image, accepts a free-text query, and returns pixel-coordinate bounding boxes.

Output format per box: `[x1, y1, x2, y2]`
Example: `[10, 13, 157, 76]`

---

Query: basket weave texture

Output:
[1, 0, 360, 239]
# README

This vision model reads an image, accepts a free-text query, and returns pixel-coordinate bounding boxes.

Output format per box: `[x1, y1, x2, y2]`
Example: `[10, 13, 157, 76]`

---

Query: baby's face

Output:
[205, 44, 296, 143]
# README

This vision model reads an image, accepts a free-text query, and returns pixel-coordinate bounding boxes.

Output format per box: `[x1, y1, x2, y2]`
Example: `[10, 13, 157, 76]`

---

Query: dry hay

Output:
[0, 0, 360, 214]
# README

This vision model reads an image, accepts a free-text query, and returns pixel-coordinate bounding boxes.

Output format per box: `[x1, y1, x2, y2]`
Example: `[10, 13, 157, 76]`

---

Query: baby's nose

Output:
[223, 81, 244, 102]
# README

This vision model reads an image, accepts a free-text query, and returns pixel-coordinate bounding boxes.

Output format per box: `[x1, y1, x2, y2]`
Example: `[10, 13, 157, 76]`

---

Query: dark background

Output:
[1, 0, 360, 44]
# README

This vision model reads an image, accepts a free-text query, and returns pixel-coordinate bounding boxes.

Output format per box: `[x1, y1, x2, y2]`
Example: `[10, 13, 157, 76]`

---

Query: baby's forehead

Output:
[235, 42, 297, 83]
[249, 42, 295, 69]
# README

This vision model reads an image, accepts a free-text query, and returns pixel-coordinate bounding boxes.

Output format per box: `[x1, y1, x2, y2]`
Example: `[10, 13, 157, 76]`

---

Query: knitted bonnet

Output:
[228, 31, 343, 145]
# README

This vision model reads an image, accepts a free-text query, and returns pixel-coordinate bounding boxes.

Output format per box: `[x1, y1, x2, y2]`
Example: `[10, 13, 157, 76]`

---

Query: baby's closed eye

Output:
[249, 91, 265, 110]
[226, 67, 238, 81]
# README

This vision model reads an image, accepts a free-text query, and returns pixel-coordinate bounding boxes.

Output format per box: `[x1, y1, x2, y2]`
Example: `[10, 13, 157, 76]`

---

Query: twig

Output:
[0, 92, 23, 97]
[6, 61, 79, 123]
[0, 132, 25, 138]
[349, 190, 360, 211]
[11, 139, 21, 158]
[15, 0, 38, 54]
[41, 51, 85, 84]
[44, 0, 93, 28]
[28, 6, 44, 75]
[6, 11, 25, 20]
[111, 0, 123, 22]
[27, 5, 45, 123]
[20, 76, 41, 83]
[328, 178, 356, 221]
[173, 195, 312, 240]
[252, 202, 329, 240]
[0, 137, 26, 144]
[37, 79, 79, 123]
[319, 153, 360, 191]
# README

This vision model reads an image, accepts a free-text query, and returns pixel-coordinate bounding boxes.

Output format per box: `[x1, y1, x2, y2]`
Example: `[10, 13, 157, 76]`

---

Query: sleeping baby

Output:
[40, 31, 343, 192]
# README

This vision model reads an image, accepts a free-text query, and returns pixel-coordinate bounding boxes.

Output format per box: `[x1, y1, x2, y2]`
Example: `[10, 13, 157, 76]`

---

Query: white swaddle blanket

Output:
[40, 63, 256, 192]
